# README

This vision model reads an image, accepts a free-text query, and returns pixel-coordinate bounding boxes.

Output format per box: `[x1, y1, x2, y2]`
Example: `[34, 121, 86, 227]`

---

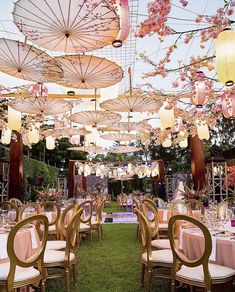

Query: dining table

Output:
[179, 222, 235, 269]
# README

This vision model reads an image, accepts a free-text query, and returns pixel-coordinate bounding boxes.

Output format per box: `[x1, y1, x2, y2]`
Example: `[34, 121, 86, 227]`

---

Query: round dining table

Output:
[179, 222, 235, 269]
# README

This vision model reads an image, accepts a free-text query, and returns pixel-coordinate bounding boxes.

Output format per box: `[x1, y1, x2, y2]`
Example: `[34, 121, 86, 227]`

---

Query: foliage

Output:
[22, 155, 58, 201]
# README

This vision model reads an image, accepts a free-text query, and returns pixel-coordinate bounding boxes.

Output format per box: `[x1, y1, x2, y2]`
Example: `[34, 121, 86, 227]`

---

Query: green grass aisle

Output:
[47, 223, 171, 292]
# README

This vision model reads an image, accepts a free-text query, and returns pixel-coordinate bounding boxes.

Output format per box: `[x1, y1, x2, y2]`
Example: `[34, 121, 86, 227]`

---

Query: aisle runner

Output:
[104, 212, 137, 223]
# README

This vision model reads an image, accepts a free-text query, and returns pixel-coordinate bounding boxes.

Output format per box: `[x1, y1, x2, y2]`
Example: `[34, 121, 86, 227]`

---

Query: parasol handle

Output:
[128, 67, 132, 98]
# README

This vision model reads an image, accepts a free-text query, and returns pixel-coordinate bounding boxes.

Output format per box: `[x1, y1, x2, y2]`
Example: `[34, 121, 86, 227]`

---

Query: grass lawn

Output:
[46, 202, 171, 291]
[104, 200, 129, 213]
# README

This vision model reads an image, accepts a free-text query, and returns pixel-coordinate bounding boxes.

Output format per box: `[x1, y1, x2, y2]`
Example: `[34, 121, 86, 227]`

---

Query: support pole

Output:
[68, 160, 75, 198]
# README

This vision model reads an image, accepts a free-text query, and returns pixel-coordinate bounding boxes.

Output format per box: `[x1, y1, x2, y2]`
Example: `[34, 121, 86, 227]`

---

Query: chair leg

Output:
[141, 263, 145, 287]
[40, 280, 46, 292]
[90, 230, 93, 244]
[65, 268, 70, 292]
[72, 264, 77, 288]
[146, 267, 152, 292]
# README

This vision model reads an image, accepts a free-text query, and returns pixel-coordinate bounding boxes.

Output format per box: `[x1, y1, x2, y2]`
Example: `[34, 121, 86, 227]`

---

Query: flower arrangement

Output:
[37, 188, 62, 202]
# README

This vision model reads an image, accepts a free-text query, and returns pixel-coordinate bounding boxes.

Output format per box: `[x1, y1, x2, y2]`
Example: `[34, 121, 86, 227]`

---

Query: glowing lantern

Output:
[28, 126, 39, 144]
[46, 136, 55, 150]
[162, 135, 172, 147]
[179, 138, 188, 148]
[8, 106, 21, 131]
[191, 71, 210, 107]
[221, 91, 235, 118]
[172, 118, 183, 133]
[159, 104, 174, 130]
[196, 121, 210, 140]
[1, 128, 12, 144]
[215, 29, 235, 86]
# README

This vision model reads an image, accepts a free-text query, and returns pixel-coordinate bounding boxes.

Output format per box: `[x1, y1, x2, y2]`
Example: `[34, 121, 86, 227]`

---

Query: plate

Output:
[213, 231, 234, 237]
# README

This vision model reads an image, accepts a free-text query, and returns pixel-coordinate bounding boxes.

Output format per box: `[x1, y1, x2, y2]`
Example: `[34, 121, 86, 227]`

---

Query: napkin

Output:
[45, 212, 52, 222]
[209, 236, 217, 261]
[0, 234, 8, 259]
[163, 210, 168, 222]
[29, 227, 38, 249]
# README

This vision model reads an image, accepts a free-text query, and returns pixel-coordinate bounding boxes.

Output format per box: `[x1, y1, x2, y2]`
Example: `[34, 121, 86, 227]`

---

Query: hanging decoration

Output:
[221, 90, 235, 118]
[191, 71, 212, 107]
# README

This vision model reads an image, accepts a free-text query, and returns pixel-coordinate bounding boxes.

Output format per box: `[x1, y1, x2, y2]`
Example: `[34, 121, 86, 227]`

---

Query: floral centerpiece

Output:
[37, 187, 63, 202]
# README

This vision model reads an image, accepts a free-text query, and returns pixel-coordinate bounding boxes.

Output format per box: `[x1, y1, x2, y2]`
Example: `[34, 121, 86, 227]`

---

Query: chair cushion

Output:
[44, 250, 75, 264]
[0, 262, 40, 282]
[159, 223, 168, 230]
[176, 263, 235, 283]
[142, 249, 173, 264]
[80, 223, 91, 231]
[46, 240, 66, 250]
[151, 239, 171, 250]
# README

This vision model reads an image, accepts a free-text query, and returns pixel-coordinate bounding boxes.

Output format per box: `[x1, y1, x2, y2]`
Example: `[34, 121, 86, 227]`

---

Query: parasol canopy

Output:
[112, 121, 151, 132]
[44, 127, 91, 138]
[100, 132, 136, 142]
[109, 146, 142, 153]
[9, 96, 70, 115]
[13, 0, 120, 53]
[100, 95, 162, 113]
[67, 145, 105, 153]
[0, 38, 63, 83]
[70, 110, 122, 127]
[55, 54, 123, 89]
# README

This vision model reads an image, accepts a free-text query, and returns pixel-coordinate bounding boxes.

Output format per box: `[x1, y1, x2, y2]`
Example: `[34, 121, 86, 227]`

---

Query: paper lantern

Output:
[28, 127, 39, 144]
[215, 29, 235, 86]
[191, 71, 210, 107]
[8, 106, 21, 131]
[221, 91, 235, 118]
[46, 136, 55, 150]
[172, 117, 183, 133]
[69, 135, 81, 145]
[1, 128, 12, 144]
[159, 105, 174, 130]
[162, 135, 172, 147]
[196, 121, 210, 140]
[179, 138, 188, 148]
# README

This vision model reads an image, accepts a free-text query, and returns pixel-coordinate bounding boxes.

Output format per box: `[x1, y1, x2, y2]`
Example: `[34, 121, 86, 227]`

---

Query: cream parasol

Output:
[100, 133, 136, 142]
[0, 38, 63, 83]
[100, 94, 162, 113]
[13, 0, 120, 53]
[70, 110, 122, 127]
[44, 127, 91, 138]
[112, 121, 151, 132]
[67, 145, 105, 153]
[55, 54, 123, 89]
[109, 146, 142, 153]
[9, 96, 70, 115]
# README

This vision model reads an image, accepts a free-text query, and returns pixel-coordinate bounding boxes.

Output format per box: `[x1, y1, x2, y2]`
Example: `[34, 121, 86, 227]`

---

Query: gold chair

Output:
[0, 214, 48, 292]
[142, 199, 173, 250]
[104, 194, 112, 208]
[168, 214, 235, 292]
[170, 200, 193, 216]
[186, 199, 205, 218]
[8, 198, 23, 208]
[1, 201, 19, 222]
[92, 199, 104, 242]
[134, 208, 173, 291]
[217, 201, 228, 220]
[40, 201, 61, 239]
[77, 200, 93, 245]
[43, 208, 83, 292]
[19, 202, 41, 220]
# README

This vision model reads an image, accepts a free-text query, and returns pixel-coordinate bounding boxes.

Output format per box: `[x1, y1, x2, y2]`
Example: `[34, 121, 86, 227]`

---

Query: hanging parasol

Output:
[100, 95, 162, 113]
[44, 127, 91, 138]
[67, 145, 105, 153]
[100, 132, 136, 142]
[9, 96, 70, 115]
[70, 110, 122, 127]
[112, 121, 151, 132]
[13, 0, 120, 53]
[55, 55, 123, 89]
[0, 38, 63, 83]
[109, 146, 142, 153]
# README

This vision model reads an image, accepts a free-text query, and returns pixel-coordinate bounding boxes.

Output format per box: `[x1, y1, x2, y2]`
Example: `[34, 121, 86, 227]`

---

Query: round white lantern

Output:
[1, 128, 12, 144]
[196, 121, 210, 140]
[46, 136, 55, 150]
[28, 127, 39, 144]
[159, 104, 174, 130]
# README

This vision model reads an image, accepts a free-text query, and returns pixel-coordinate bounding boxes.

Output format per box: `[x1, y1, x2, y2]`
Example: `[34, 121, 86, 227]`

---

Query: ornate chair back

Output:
[1, 201, 19, 222]
[6, 214, 48, 291]
[8, 198, 23, 208]
[142, 199, 159, 239]
[59, 203, 78, 239]
[168, 214, 213, 290]
[78, 200, 92, 225]
[19, 202, 41, 220]
[40, 201, 61, 235]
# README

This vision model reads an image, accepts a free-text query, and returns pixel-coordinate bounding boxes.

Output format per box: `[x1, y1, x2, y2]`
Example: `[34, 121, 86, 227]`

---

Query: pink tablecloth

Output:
[158, 209, 201, 223]
[179, 227, 235, 269]
[0, 226, 40, 264]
